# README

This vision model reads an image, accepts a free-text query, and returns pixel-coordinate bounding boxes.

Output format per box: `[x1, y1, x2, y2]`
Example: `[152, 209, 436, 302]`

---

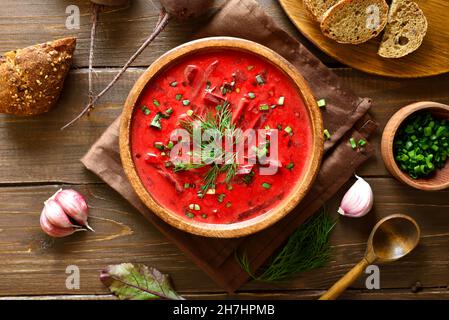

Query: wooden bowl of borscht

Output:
[119, 37, 324, 238]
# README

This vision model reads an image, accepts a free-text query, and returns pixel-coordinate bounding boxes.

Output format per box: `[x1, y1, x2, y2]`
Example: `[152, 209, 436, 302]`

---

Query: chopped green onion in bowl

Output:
[394, 112, 449, 179]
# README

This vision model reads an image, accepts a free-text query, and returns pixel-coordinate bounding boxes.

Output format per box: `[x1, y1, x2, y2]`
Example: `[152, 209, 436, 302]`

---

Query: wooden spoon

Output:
[319, 214, 420, 300]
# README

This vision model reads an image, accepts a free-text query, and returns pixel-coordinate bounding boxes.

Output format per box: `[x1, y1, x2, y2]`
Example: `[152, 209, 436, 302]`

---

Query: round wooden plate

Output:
[119, 37, 324, 238]
[279, 0, 449, 78]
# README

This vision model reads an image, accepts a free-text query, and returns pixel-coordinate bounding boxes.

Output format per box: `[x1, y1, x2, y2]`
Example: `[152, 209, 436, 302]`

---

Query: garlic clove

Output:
[43, 198, 79, 229]
[54, 189, 94, 231]
[40, 211, 80, 238]
[338, 175, 373, 218]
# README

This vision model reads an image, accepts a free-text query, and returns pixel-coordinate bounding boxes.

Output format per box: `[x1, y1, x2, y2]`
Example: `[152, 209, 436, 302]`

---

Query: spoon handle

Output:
[319, 257, 371, 300]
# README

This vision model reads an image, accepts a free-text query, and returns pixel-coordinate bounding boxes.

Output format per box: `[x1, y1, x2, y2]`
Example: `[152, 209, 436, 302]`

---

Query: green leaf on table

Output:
[100, 263, 184, 300]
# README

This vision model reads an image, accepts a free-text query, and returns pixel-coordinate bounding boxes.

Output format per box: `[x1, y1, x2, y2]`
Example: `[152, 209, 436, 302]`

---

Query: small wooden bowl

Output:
[119, 37, 324, 238]
[381, 101, 449, 191]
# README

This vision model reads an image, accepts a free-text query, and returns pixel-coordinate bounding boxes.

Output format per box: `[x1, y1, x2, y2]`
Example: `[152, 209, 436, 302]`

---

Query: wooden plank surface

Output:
[0, 0, 336, 67]
[0, 0, 448, 299]
[1, 179, 449, 296]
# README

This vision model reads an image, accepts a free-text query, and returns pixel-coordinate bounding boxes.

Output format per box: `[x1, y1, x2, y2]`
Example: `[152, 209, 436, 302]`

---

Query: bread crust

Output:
[0, 37, 76, 116]
[303, 0, 339, 22]
[320, 0, 389, 44]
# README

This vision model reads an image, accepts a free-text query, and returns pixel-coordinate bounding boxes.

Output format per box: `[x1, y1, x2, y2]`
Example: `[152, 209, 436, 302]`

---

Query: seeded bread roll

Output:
[303, 0, 339, 22]
[0, 37, 76, 116]
[378, 0, 427, 58]
[320, 0, 389, 44]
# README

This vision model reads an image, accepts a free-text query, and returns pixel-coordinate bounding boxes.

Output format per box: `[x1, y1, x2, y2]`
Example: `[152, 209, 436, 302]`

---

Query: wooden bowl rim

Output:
[381, 101, 449, 191]
[119, 37, 324, 238]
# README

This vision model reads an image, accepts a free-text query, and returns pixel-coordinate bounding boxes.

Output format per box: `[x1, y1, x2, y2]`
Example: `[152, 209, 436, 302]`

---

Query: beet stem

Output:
[61, 9, 170, 130]
[88, 4, 101, 106]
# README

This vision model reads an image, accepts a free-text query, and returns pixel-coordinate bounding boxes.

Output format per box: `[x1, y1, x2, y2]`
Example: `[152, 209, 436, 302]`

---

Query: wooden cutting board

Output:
[279, 0, 449, 78]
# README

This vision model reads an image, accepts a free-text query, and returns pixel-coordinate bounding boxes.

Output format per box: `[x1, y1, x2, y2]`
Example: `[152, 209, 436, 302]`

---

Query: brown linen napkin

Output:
[81, 0, 377, 292]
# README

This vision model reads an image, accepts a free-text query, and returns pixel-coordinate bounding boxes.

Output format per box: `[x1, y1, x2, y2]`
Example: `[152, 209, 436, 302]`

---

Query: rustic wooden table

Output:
[1, 0, 448, 300]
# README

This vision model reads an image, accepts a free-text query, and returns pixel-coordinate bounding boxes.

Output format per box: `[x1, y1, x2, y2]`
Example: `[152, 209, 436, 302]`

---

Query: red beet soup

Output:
[130, 49, 312, 224]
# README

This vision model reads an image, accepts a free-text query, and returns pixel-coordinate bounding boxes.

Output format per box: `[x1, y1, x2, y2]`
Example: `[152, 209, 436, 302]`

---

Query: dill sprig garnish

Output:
[236, 209, 336, 281]
[174, 101, 239, 193]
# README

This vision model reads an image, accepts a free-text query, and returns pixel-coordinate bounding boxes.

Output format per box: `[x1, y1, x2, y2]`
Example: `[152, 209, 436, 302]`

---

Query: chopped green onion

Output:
[225, 202, 232, 208]
[247, 65, 254, 71]
[186, 109, 194, 116]
[217, 194, 226, 203]
[242, 171, 255, 184]
[206, 188, 216, 195]
[153, 98, 160, 107]
[349, 138, 357, 149]
[286, 162, 294, 170]
[167, 141, 174, 149]
[170, 81, 177, 87]
[284, 126, 293, 134]
[278, 96, 285, 106]
[185, 212, 195, 219]
[189, 203, 201, 211]
[175, 94, 182, 101]
[182, 99, 190, 106]
[154, 142, 164, 150]
[262, 182, 271, 189]
[358, 139, 367, 147]
[256, 74, 265, 85]
[324, 129, 331, 140]
[248, 92, 256, 99]
[184, 183, 190, 189]
[259, 104, 270, 111]
[227, 185, 233, 190]
[164, 161, 172, 168]
[317, 99, 326, 108]
[150, 112, 162, 129]
[165, 108, 173, 115]
[201, 214, 208, 219]
[206, 81, 211, 90]
[141, 106, 151, 115]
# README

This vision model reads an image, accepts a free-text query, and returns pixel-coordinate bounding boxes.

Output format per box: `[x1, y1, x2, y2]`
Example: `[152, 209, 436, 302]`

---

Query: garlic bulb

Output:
[338, 175, 373, 218]
[54, 189, 93, 231]
[40, 189, 93, 237]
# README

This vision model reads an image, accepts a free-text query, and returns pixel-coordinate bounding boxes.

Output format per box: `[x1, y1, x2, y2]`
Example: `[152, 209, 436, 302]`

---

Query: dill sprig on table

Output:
[236, 209, 336, 281]
[174, 101, 239, 193]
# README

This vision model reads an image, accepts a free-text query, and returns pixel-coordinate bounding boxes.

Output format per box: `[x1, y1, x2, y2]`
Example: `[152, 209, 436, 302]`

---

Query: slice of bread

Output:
[378, 0, 427, 58]
[303, 0, 339, 22]
[320, 0, 389, 44]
